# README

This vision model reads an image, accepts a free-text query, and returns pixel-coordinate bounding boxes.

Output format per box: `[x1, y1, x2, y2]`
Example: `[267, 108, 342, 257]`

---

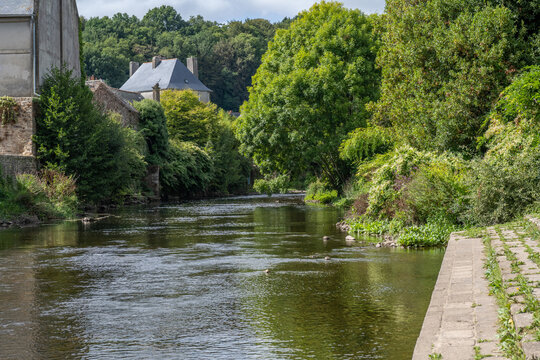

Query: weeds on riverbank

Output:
[347, 216, 457, 247]
[483, 231, 525, 359]
[0, 169, 78, 221]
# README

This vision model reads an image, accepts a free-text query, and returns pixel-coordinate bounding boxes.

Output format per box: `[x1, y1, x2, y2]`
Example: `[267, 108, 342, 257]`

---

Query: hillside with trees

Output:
[81, 5, 293, 111]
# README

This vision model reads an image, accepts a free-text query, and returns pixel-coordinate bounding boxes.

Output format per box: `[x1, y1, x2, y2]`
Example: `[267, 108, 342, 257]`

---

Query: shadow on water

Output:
[0, 194, 444, 359]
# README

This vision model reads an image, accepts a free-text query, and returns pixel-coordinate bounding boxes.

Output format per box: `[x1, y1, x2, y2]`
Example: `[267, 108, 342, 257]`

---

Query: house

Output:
[86, 79, 143, 129]
[0, 0, 81, 177]
[120, 57, 212, 103]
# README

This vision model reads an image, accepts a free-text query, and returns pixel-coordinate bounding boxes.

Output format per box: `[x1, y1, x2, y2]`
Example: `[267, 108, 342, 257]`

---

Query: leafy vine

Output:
[0, 96, 19, 125]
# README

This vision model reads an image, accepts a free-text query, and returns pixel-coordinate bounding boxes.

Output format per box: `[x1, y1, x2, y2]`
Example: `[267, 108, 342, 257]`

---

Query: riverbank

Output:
[413, 216, 540, 359]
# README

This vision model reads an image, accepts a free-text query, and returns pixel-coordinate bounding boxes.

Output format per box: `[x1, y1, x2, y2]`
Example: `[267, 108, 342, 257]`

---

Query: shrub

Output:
[468, 66, 540, 225]
[253, 175, 290, 196]
[0, 169, 78, 220]
[133, 99, 169, 166]
[0, 96, 19, 125]
[365, 146, 431, 218]
[398, 220, 457, 248]
[467, 147, 540, 225]
[305, 180, 338, 204]
[404, 155, 470, 225]
[161, 89, 220, 147]
[206, 111, 251, 195]
[160, 140, 214, 197]
[339, 126, 394, 165]
[34, 67, 146, 203]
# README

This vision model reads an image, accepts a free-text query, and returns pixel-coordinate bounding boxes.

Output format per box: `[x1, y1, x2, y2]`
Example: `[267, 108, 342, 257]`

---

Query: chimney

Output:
[153, 83, 161, 102]
[152, 56, 162, 69]
[187, 57, 198, 79]
[129, 61, 140, 77]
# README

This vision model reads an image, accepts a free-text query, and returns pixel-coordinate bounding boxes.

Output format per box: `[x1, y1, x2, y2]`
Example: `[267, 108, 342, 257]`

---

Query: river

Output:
[0, 194, 443, 359]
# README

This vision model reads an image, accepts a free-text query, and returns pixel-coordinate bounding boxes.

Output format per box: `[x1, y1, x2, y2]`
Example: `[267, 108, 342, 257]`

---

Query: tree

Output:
[236, 1, 380, 189]
[133, 99, 170, 166]
[160, 90, 220, 147]
[82, 9, 287, 111]
[370, 0, 529, 154]
[142, 6, 186, 33]
[34, 68, 146, 203]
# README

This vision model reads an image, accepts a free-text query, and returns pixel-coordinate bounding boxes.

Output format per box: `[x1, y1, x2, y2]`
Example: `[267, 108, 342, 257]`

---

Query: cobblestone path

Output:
[413, 216, 540, 360]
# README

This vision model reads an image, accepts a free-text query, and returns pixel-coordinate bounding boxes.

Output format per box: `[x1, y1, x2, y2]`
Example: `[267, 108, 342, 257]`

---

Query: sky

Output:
[77, 0, 386, 23]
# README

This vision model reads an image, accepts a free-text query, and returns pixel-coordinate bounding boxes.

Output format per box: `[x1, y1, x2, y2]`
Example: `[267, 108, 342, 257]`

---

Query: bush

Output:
[0, 169, 78, 220]
[253, 175, 290, 196]
[365, 146, 431, 218]
[206, 111, 251, 195]
[160, 140, 214, 197]
[339, 126, 394, 165]
[34, 67, 146, 203]
[305, 180, 338, 204]
[404, 155, 469, 225]
[133, 99, 169, 166]
[467, 148, 540, 225]
[467, 66, 540, 225]
[349, 218, 404, 236]
[161, 90, 220, 147]
[398, 220, 457, 248]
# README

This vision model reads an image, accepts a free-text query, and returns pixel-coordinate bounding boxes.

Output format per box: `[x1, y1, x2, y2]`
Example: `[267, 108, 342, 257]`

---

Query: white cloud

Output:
[77, 0, 385, 23]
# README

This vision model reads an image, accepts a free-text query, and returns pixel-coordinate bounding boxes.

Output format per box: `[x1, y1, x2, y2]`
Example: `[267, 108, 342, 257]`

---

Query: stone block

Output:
[522, 341, 540, 360]
[0, 97, 35, 156]
[513, 312, 534, 330]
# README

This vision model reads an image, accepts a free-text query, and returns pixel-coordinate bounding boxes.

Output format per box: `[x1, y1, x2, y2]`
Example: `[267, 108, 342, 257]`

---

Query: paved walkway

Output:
[413, 216, 540, 360]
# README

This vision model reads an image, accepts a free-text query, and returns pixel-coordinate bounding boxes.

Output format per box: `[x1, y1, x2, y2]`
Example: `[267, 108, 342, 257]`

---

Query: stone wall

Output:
[87, 80, 140, 129]
[0, 155, 37, 178]
[0, 19, 33, 97]
[0, 97, 35, 156]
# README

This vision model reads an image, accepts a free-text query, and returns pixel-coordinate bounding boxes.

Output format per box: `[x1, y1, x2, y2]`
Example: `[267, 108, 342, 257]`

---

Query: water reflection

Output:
[0, 195, 443, 359]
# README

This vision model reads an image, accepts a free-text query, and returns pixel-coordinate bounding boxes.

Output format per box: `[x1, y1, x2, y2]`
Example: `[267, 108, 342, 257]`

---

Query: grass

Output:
[347, 216, 458, 247]
[483, 231, 525, 359]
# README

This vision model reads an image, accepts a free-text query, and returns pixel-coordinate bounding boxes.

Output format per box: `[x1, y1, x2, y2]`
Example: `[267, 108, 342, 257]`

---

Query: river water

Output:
[0, 194, 443, 359]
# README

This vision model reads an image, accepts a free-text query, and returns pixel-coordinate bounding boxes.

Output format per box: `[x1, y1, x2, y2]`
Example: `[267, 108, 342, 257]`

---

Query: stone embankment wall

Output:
[0, 97, 37, 177]
[0, 155, 37, 178]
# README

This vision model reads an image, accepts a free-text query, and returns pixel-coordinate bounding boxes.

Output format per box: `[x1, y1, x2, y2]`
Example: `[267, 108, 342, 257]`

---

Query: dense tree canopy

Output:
[236, 2, 380, 188]
[81, 6, 292, 111]
[370, 0, 533, 154]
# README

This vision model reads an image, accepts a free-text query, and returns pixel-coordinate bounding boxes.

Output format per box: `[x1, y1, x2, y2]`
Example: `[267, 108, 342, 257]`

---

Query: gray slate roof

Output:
[114, 89, 145, 104]
[0, 0, 34, 16]
[120, 59, 212, 93]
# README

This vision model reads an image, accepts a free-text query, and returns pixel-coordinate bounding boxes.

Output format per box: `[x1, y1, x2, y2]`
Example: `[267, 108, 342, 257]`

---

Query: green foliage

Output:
[404, 155, 470, 225]
[253, 175, 290, 196]
[160, 140, 214, 197]
[236, 2, 380, 189]
[305, 180, 338, 204]
[371, 0, 530, 154]
[0, 169, 78, 220]
[468, 67, 540, 225]
[34, 67, 146, 203]
[158, 91, 250, 197]
[359, 145, 469, 225]
[339, 126, 394, 165]
[397, 220, 457, 247]
[133, 99, 170, 166]
[0, 96, 18, 125]
[207, 111, 251, 194]
[349, 217, 404, 236]
[365, 146, 431, 218]
[161, 90, 220, 147]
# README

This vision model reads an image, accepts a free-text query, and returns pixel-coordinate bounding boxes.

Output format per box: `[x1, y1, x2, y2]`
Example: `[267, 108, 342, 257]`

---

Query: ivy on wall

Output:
[0, 97, 19, 125]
